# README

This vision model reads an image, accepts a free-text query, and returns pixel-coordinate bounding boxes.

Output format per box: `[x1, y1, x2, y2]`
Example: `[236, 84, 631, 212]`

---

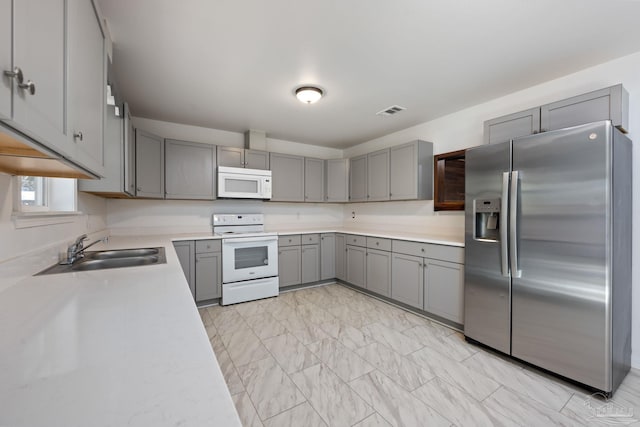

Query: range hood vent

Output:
[376, 105, 406, 116]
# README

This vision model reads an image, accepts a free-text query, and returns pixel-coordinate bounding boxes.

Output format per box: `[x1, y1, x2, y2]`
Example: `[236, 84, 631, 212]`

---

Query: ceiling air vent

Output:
[376, 105, 406, 117]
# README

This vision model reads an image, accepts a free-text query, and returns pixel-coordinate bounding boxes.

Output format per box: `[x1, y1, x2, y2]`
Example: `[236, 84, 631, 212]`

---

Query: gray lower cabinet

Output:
[346, 245, 366, 288]
[304, 157, 325, 202]
[270, 152, 305, 202]
[349, 154, 367, 202]
[484, 108, 541, 145]
[367, 149, 390, 201]
[278, 245, 302, 287]
[424, 259, 464, 324]
[173, 241, 195, 297]
[320, 233, 335, 280]
[389, 140, 433, 200]
[195, 240, 222, 302]
[391, 253, 424, 309]
[325, 159, 349, 202]
[301, 244, 320, 283]
[365, 248, 391, 297]
[335, 234, 346, 281]
[135, 129, 164, 198]
[165, 139, 216, 200]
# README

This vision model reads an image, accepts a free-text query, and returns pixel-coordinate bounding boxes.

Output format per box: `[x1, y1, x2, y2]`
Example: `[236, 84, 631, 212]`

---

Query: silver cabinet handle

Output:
[501, 172, 510, 277]
[509, 171, 521, 278]
[4, 67, 24, 84]
[74, 131, 84, 141]
[18, 80, 36, 95]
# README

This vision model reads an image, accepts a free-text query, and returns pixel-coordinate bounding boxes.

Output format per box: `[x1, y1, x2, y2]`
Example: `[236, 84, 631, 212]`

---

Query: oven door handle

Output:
[222, 236, 278, 244]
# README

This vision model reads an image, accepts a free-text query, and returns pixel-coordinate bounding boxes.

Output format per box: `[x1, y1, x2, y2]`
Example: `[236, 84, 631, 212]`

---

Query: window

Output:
[15, 176, 77, 214]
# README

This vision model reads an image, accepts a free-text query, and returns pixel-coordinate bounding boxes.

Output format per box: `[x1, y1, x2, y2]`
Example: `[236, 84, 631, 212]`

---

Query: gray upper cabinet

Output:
[424, 259, 464, 324]
[301, 244, 320, 284]
[320, 233, 335, 280]
[367, 149, 390, 201]
[346, 245, 366, 288]
[3, 0, 74, 157]
[270, 152, 305, 202]
[335, 234, 346, 281]
[135, 129, 165, 198]
[325, 159, 349, 202]
[173, 241, 195, 298]
[366, 248, 391, 297]
[349, 154, 368, 202]
[484, 108, 541, 145]
[0, 0, 10, 121]
[218, 146, 270, 170]
[67, 0, 105, 176]
[541, 84, 629, 133]
[391, 253, 424, 309]
[389, 140, 433, 200]
[279, 245, 301, 287]
[304, 157, 325, 202]
[165, 139, 216, 200]
[124, 104, 136, 196]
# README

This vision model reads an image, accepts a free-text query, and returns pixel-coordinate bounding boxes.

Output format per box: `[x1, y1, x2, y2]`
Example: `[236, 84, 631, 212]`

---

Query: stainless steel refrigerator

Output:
[464, 120, 632, 395]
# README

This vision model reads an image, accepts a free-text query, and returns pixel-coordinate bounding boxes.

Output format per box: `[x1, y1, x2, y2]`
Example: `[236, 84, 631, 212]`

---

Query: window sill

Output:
[12, 211, 84, 229]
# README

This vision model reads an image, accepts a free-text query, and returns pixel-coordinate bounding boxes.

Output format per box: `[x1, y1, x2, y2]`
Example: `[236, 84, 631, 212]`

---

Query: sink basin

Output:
[91, 248, 159, 259]
[35, 247, 166, 275]
[71, 255, 160, 271]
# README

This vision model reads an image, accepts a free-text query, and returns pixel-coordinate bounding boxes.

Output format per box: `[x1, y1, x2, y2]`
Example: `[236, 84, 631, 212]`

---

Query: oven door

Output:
[222, 236, 278, 283]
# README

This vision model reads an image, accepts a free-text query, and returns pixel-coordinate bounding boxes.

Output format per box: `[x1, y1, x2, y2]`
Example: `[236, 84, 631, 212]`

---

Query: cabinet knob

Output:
[73, 131, 84, 141]
[137, 187, 142, 191]
[376, 242, 379, 246]
[18, 80, 36, 95]
[421, 248, 425, 252]
[4, 67, 24, 84]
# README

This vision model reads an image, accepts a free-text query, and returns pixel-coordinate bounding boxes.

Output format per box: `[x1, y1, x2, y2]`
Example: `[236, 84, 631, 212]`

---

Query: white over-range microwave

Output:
[217, 166, 272, 199]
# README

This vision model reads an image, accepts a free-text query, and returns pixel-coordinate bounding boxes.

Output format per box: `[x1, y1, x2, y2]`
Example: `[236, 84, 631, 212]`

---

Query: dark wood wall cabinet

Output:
[434, 149, 466, 211]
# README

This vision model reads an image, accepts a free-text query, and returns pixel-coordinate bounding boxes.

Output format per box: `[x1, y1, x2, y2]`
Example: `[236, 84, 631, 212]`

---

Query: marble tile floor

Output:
[199, 284, 640, 427]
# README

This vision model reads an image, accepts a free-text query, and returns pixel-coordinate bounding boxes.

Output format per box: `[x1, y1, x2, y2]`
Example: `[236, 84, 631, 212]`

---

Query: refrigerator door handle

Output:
[509, 171, 522, 278]
[501, 172, 510, 277]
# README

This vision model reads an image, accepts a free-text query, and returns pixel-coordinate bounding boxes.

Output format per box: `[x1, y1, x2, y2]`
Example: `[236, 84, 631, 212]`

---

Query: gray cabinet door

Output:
[349, 154, 367, 202]
[245, 149, 270, 170]
[305, 157, 325, 202]
[541, 85, 629, 133]
[335, 234, 346, 281]
[270, 152, 305, 202]
[484, 108, 540, 145]
[124, 103, 136, 196]
[135, 129, 165, 198]
[366, 248, 391, 297]
[217, 146, 244, 167]
[389, 140, 433, 201]
[301, 244, 320, 283]
[391, 253, 424, 309]
[173, 241, 195, 298]
[325, 158, 349, 202]
[279, 245, 301, 287]
[66, 0, 105, 176]
[195, 252, 222, 301]
[0, 0, 9, 120]
[320, 233, 335, 280]
[425, 259, 464, 324]
[367, 149, 390, 201]
[346, 245, 366, 288]
[165, 139, 216, 200]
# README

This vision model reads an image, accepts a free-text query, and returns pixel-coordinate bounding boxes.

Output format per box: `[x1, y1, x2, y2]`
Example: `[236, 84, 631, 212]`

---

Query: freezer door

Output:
[511, 121, 611, 391]
[464, 141, 512, 354]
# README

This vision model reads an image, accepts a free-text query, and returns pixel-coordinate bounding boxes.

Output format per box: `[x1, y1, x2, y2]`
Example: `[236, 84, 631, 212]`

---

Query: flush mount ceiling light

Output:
[295, 86, 323, 104]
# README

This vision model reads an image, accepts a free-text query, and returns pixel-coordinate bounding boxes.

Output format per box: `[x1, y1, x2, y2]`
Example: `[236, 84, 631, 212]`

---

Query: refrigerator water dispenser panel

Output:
[474, 199, 501, 241]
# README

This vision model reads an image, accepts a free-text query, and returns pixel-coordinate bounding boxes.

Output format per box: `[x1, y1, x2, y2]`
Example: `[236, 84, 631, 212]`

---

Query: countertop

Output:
[0, 234, 242, 427]
[0, 227, 462, 426]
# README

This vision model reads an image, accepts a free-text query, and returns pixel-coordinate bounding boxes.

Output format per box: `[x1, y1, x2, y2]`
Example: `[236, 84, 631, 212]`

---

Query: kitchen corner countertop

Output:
[0, 235, 242, 427]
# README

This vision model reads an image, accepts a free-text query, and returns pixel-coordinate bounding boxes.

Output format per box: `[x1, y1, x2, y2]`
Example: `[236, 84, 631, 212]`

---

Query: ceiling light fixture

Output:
[295, 86, 323, 104]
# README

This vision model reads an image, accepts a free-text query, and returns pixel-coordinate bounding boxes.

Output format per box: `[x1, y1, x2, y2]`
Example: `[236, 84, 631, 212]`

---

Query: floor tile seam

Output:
[259, 330, 320, 377]
[499, 382, 572, 414]
[234, 390, 265, 425]
[260, 401, 323, 427]
[422, 374, 489, 406]
[349, 411, 387, 427]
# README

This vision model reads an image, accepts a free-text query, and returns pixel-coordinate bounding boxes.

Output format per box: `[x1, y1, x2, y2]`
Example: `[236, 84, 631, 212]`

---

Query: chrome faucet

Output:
[61, 234, 109, 265]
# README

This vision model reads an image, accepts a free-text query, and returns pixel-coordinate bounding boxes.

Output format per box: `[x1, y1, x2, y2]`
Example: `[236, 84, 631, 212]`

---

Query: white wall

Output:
[344, 50, 640, 368]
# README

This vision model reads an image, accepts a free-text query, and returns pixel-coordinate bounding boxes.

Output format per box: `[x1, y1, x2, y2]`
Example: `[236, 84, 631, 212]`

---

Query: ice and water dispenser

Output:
[474, 199, 501, 241]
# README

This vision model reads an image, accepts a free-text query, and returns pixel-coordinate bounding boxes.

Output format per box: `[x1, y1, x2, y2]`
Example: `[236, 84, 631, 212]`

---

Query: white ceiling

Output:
[99, 0, 640, 149]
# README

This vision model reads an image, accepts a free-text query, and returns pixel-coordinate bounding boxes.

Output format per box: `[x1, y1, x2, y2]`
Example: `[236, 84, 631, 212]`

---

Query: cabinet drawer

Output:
[196, 239, 221, 254]
[279, 235, 301, 247]
[392, 240, 463, 263]
[366, 237, 391, 251]
[345, 234, 367, 247]
[301, 233, 320, 245]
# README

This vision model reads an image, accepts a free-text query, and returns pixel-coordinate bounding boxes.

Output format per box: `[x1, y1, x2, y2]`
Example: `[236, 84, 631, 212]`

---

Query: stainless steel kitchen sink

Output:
[35, 247, 166, 275]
